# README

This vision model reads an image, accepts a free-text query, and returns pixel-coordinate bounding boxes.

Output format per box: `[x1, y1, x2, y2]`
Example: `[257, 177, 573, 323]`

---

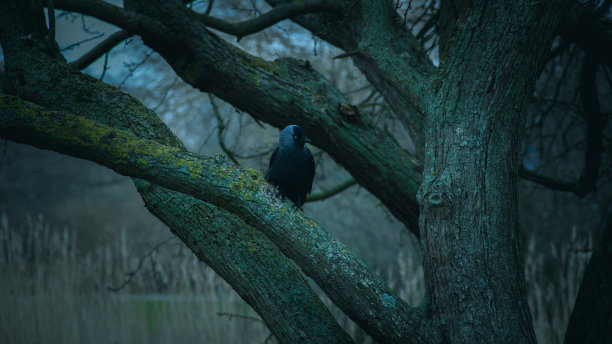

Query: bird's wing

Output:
[306, 148, 315, 195]
[268, 146, 279, 168]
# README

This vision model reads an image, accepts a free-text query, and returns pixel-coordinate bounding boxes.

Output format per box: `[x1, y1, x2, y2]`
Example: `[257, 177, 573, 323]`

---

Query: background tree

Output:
[1, 0, 610, 343]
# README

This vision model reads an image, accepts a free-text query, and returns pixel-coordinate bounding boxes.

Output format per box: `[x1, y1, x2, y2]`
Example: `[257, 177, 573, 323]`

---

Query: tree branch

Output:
[560, 4, 612, 70]
[0, 94, 440, 344]
[69, 29, 133, 70]
[47, 0, 55, 45]
[0, 3, 351, 341]
[519, 167, 583, 194]
[306, 178, 357, 202]
[519, 54, 605, 199]
[360, 0, 432, 111]
[577, 54, 604, 197]
[209, 93, 239, 165]
[266, 0, 435, 155]
[195, 0, 342, 41]
[54, 0, 424, 237]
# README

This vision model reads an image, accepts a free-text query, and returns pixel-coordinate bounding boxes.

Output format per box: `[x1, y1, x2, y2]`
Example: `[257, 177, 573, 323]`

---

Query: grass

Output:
[0, 213, 591, 343]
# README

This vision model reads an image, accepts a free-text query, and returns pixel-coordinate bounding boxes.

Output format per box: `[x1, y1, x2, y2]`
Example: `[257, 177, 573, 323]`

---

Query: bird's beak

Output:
[301, 137, 311, 144]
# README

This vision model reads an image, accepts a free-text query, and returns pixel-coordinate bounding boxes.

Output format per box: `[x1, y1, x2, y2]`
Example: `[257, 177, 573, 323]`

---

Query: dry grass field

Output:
[0, 213, 590, 344]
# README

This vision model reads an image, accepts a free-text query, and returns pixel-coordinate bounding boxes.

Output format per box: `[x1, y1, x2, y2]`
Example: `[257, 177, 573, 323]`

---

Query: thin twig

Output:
[60, 33, 104, 51]
[217, 312, 265, 323]
[204, 0, 214, 15]
[99, 52, 109, 81]
[47, 0, 55, 45]
[195, 0, 342, 40]
[107, 236, 174, 292]
[306, 178, 358, 202]
[209, 94, 240, 165]
[69, 30, 133, 70]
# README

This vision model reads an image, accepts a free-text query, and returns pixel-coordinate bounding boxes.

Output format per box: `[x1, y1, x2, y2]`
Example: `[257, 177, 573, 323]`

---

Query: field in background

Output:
[0, 214, 591, 344]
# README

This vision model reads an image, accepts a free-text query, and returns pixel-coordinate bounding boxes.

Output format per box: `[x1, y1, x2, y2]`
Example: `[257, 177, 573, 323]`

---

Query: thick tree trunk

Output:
[418, 2, 569, 342]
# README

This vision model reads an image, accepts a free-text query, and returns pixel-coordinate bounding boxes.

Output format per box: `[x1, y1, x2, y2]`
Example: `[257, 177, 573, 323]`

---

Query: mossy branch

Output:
[0, 94, 440, 344]
[53, 0, 423, 237]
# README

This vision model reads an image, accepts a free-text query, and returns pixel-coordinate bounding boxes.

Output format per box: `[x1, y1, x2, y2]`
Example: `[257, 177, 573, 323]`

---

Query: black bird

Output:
[265, 125, 315, 208]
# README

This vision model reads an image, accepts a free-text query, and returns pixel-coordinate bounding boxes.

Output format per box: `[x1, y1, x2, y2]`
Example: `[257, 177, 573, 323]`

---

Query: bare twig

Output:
[209, 94, 239, 165]
[306, 178, 357, 202]
[204, 0, 214, 15]
[576, 54, 604, 196]
[47, 0, 55, 44]
[152, 76, 179, 111]
[118, 50, 153, 89]
[333, 50, 360, 59]
[60, 32, 104, 51]
[69, 29, 133, 70]
[99, 52, 109, 80]
[217, 312, 265, 323]
[195, 0, 342, 41]
[107, 236, 174, 292]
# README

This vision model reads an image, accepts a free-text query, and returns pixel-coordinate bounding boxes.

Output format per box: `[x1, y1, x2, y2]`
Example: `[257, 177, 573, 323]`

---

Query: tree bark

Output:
[0, 93, 440, 344]
[54, 0, 424, 236]
[418, 1, 569, 342]
[0, 3, 351, 342]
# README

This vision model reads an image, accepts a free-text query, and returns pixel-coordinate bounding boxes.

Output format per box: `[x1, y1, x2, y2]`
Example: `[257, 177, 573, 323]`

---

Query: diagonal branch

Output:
[0, 3, 351, 341]
[520, 53, 605, 198]
[54, 0, 424, 236]
[266, 0, 436, 155]
[360, 0, 432, 115]
[519, 167, 584, 195]
[195, 0, 342, 41]
[0, 95, 441, 344]
[69, 29, 133, 70]
[209, 94, 239, 165]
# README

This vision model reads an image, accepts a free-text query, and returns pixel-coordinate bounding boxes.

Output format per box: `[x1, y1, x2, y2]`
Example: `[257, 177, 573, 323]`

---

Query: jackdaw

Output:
[265, 125, 315, 208]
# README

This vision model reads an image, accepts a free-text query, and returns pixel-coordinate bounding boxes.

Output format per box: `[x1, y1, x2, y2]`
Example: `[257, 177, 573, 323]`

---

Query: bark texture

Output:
[0, 93, 440, 344]
[418, 2, 569, 343]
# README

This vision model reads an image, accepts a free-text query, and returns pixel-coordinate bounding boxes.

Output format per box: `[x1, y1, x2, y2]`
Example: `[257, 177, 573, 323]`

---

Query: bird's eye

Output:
[293, 135, 299, 140]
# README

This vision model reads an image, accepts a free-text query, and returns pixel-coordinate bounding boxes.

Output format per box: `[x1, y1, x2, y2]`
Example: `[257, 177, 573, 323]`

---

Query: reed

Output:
[0, 214, 590, 344]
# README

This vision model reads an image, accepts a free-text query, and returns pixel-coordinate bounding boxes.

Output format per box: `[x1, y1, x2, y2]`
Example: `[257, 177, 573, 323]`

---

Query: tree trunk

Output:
[418, 2, 569, 342]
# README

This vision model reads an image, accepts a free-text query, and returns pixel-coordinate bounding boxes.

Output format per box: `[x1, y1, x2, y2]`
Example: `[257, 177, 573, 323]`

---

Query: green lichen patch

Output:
[297, 213, 317, 228]
[230, 182, 242, 195]
[243, 54, 275, 73]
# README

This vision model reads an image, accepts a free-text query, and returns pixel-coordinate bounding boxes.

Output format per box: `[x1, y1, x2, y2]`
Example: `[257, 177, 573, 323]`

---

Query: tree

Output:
[0, 0, 610, 343]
